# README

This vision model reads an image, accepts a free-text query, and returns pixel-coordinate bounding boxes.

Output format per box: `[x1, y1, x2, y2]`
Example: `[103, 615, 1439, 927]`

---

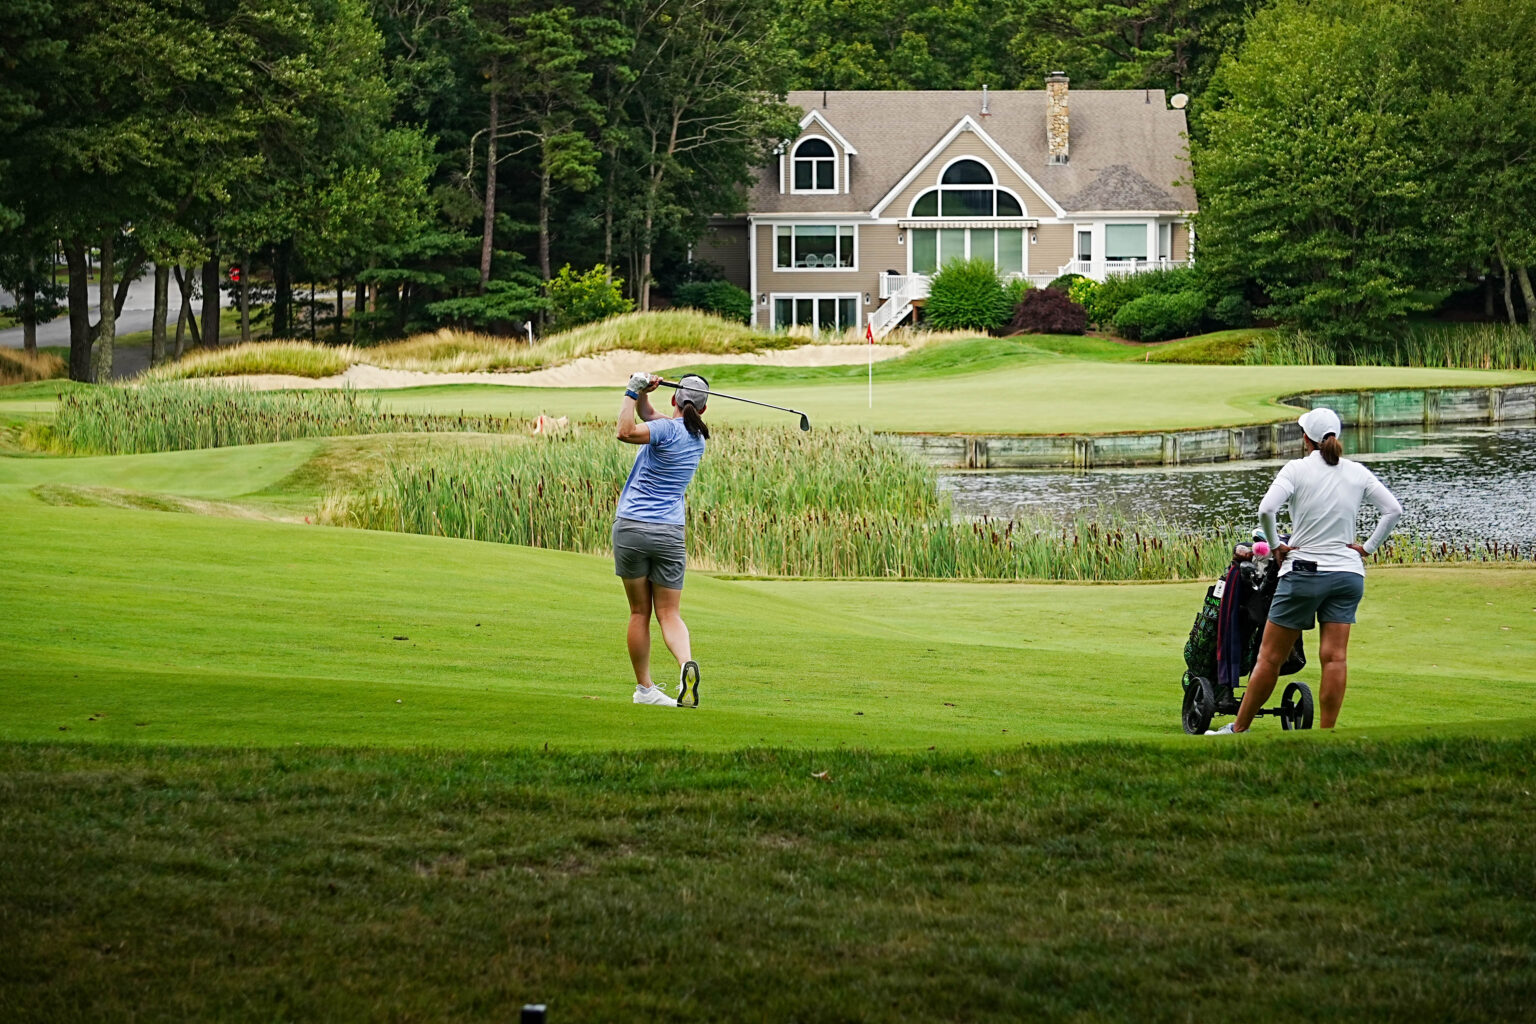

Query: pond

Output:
[939, 424, 1536, 547]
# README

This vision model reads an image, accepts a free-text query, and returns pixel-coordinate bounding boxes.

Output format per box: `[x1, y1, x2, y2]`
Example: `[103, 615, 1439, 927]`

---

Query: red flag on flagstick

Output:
[866, 320, 874, 343]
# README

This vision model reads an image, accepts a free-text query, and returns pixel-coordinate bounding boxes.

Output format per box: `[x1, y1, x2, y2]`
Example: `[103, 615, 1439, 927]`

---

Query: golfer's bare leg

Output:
[1234, 621, 1303, 732]
[650, 584, 692, 673]
[1316, 621, 1352, 728]
[622, 577, 655, 687]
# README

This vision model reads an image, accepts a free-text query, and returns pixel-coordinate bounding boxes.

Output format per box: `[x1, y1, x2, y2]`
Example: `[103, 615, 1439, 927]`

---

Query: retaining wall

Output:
[889, 382, 1536, 469]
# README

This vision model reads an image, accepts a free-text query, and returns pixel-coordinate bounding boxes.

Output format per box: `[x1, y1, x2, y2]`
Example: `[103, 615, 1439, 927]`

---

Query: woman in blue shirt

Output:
[614, 372, 710, 707]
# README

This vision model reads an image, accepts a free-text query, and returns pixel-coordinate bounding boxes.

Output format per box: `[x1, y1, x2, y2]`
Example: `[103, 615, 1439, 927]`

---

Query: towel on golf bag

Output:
[1215, 562, 1247, 693]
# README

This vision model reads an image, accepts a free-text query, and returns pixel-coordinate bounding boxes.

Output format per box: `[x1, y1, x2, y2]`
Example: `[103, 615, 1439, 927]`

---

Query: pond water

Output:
[939, 424, 1536, 547]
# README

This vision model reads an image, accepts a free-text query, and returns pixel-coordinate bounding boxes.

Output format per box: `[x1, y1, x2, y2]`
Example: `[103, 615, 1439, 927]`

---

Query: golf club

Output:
[657, 378, 812, 431]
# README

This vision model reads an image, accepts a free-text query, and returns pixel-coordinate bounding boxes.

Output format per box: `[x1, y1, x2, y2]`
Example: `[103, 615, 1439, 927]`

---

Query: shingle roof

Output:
[749, 89, 1194, 216]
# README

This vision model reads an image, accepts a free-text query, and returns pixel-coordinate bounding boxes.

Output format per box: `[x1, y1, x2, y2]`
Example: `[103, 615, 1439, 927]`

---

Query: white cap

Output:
[1298, 406, 1342, 443]
[675, 374, 709, 409]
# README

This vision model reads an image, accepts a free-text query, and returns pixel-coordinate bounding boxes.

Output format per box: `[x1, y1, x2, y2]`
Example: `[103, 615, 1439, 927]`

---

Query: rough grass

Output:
[3, 737, 1533, 1022]
[0, 348, 66, 385]
[1245, 323, 1536, 370]
[137, 312, 796, 381]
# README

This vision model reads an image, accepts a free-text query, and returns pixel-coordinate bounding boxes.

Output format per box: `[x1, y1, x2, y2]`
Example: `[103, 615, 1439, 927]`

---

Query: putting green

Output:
[3, 464, 1531, 750]
[372, 356, 1534, 434]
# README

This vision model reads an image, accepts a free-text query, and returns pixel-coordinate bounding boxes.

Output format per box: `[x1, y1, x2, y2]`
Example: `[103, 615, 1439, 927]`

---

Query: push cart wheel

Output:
[1182, 676, 1218, 735]
[1280, 681, 1315, 731]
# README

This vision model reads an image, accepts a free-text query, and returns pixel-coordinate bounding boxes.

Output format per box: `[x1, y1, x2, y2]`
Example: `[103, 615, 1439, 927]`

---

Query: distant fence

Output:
[889, 382, 1536, 469]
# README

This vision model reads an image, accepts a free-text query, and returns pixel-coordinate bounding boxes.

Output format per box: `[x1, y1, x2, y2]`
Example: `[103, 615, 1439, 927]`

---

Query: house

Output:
[694, 75, 1196, 338]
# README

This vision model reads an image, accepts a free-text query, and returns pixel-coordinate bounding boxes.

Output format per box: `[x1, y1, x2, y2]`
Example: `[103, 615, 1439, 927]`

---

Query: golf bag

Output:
[1182, 553, 1305, 694]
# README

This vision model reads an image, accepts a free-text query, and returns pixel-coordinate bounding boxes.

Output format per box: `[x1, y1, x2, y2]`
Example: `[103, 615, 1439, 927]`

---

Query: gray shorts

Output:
[612, 517, 687, 590]
[1269, 567, 1365, 630]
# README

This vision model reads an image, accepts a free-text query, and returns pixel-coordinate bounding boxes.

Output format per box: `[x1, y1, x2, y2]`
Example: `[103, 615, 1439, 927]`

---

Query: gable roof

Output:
[748, 89, 1194, 217]
[795, 109, 857, 155]
[868, 114, 1066, 219]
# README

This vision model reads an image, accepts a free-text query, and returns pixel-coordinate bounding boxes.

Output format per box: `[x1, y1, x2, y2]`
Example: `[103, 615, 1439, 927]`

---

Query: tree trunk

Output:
[309, 281, 316, 341]
[90, 233, 115, 383]
[539, 165, 552, 283]
[151, 262, 169, 367]
[1497, 246, 1518, 325]
[173, 265, 201, 350]
[64, 240, 91, 382]
[1516, 265, 1536, 338]
[201, 253, 221, 347]
[335, 277, 344, 341]
[602, 154, 616, 282]
[480, 84, 498, 292]
[639, 208, 653, 312]
[273, 244, 291, 336]
[20, 255, 37, 354]
[239, 253, 251, 343]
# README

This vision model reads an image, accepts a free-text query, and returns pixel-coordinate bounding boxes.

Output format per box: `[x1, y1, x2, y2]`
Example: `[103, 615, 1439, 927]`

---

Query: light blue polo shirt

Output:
[616, 416, 706, 525]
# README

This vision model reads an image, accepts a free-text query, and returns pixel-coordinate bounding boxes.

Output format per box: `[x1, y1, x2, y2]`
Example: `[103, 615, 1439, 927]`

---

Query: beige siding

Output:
[696, 223, 750, 290]
[885, 137, 1056, 219]
[754, 223, 897, 329]
[1032, 224, 1073, 279]
[1172, 223, 1190, 261]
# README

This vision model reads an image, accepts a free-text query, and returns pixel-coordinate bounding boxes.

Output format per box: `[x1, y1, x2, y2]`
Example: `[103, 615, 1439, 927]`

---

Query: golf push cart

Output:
[1181, 539, 1315, 734]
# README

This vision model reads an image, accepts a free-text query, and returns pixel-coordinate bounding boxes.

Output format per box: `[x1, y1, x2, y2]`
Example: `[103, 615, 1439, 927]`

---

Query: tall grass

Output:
[326, 426, 1254, 581]
[139, 341, 352, 381]
[0, 348, 67, 385]
[1245, 323, 1536, 369]
[46, 384, 523, 455]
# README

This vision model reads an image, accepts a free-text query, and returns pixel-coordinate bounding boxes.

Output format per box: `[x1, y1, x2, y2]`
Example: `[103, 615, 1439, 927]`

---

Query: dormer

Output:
[779, 110, 857, 195]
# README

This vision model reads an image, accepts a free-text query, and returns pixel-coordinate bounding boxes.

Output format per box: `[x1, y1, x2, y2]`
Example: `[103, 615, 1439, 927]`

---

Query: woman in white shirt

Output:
[1212, 407, 1402, 734]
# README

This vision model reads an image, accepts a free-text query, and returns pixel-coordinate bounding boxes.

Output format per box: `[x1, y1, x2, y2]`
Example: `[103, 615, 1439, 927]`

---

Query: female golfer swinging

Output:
[1210, 407, 1402, 734]
[613, 371, 709, 707]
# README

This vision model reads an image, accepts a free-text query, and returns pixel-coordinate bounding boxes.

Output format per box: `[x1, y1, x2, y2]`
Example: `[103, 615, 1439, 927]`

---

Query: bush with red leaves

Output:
[1009, 287, 1087, 335]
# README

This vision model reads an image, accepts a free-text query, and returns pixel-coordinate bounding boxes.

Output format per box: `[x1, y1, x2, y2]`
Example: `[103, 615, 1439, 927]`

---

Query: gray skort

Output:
[1269, 567, 1365, 630]
[612, 517, 688, 590]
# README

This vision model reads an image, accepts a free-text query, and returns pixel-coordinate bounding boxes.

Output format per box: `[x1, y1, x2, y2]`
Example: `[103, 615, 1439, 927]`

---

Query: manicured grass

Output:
[1, 456, 1531, 749]
[371, 349, 1536, 434]
[3, 737, 1534, 1022]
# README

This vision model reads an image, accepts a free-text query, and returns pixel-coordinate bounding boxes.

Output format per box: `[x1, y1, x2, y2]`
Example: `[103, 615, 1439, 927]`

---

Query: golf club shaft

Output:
[657, 379, 806, 419]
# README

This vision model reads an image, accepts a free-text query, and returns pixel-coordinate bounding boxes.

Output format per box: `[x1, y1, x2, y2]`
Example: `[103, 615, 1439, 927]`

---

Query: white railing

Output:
[1060, 259, 1188, 281]
[878, 273, 932, 302]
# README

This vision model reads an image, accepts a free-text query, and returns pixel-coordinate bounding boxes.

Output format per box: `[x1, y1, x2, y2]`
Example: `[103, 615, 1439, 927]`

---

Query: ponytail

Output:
[1320, 433, 1342, 466]
[682, 401, 710, 439]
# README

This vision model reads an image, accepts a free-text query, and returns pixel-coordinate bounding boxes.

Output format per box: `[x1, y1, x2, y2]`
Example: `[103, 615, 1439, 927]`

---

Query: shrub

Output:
[1210, 292, 1254, 328]
[1002, 276, 1034, 309]
[1047, 273, 1087, 292]
[1085, 265, 1202, 327]
[924, 258, 1011, 333]
[546, 264, 633, 333]
[1067, 276, 1098, 312]
[1009, 288, 1087, 335]
[1112, 290, 1207, 342]
[672, 280, 752, 325]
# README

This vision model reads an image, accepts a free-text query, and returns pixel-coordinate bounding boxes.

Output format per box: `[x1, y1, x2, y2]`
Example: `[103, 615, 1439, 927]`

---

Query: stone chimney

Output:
[1046, 72, 1069, 164]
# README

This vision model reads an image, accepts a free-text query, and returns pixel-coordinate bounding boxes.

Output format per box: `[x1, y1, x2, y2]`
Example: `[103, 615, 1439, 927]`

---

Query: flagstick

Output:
[866, 316, 873, 409]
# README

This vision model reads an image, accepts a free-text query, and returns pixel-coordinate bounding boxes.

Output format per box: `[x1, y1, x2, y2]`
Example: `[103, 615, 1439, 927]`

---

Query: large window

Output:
[774, 295, 859, 332]
[775, 224, 855, 269]
[792, 137, 836, 192]
[908, 159, 1027, 219]
[911, 228, 1025, 275]
[1105, 224, 1148, 262]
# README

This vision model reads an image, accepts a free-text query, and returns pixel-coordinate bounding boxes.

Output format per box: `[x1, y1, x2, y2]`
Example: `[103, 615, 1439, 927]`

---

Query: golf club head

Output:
[798, 413, 811, 432]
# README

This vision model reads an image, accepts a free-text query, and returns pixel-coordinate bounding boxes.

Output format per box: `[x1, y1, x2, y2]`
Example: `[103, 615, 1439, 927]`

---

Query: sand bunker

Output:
[218, 344, 905, 392]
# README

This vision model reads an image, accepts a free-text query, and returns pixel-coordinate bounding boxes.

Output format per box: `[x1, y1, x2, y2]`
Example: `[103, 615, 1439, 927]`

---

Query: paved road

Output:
[1, 273, 232, 350]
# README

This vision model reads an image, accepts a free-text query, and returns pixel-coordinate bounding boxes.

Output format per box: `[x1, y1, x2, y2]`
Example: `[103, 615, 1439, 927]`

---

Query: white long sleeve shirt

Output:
[1258, 452, 1403, 576]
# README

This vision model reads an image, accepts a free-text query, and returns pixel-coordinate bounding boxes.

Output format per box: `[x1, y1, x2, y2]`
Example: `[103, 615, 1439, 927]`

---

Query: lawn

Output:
[3, 375, 1534, 1020]
[369, 337, 1536, 434]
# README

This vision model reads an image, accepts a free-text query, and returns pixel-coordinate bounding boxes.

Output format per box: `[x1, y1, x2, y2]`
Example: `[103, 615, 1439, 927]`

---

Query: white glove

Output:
[627, 371, 653, 394]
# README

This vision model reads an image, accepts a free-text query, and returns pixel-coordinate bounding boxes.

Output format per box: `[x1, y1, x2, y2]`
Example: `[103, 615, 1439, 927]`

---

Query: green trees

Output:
[1195, 0, 1536, 343]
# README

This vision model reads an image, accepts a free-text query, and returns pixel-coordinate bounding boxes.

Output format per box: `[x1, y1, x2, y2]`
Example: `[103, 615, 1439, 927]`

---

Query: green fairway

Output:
[2, 450, 1531, 749]
[369, 339, 1535, 434]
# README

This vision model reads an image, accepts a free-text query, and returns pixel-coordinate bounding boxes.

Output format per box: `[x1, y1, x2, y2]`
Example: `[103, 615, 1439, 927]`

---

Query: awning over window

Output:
[898, 219, 1038, 229]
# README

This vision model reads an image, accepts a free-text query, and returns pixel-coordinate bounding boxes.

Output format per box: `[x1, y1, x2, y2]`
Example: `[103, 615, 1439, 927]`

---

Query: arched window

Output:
[793, 137, 836, 191]
[909, 160, 1026, 218]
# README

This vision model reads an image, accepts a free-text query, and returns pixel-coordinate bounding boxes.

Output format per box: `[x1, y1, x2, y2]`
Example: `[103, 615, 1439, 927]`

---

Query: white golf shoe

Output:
[633, 684, 677, 707]
[1205, 722, 1242, 735]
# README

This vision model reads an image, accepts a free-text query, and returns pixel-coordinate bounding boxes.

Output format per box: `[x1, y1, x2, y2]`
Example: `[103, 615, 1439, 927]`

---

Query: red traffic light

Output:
[227, 264, 242, 283]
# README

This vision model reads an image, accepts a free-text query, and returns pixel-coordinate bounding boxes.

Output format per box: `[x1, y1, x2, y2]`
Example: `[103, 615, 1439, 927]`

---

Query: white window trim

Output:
[906, 174, 1029, 220]
[788, 134, 840, 195]
[770, 292, 863, 331]
[773, 223, 859, 272]
[870, 115, 1068, 219]
[906, 225, 1029, 277]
